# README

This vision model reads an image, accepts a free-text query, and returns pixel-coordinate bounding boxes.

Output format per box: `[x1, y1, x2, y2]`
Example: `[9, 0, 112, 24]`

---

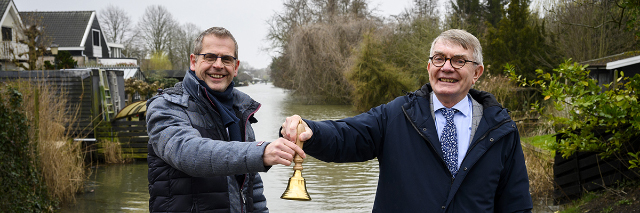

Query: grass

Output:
[559, 192, 600, 213]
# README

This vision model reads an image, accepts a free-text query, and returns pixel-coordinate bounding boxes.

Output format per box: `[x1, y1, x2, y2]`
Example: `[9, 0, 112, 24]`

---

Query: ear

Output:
[472, 65, 484, 84]
[233, 60, 240, 77]
[189, 54, 197, 71]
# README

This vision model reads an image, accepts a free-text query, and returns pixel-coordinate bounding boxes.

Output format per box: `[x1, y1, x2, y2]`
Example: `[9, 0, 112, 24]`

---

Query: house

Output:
[0, 0, 27, 70]
[581, 51, 640, 88]
[19, 10, 110, 66]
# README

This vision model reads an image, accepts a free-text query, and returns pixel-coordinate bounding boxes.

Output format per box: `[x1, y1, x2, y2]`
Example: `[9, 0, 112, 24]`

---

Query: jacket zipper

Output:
[243, 104, 261, 141]
[240, 174, 247, 213]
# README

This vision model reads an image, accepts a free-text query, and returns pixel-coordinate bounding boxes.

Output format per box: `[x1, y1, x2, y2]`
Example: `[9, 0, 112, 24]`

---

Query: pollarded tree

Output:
[14, 13, 49, 70]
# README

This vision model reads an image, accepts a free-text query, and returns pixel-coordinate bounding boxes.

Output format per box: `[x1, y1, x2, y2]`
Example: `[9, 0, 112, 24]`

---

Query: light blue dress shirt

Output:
[433, 93, 473, 169]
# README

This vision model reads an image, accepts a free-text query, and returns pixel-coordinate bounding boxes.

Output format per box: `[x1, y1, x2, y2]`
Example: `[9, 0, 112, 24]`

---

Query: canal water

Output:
[61, 83, 379, 212]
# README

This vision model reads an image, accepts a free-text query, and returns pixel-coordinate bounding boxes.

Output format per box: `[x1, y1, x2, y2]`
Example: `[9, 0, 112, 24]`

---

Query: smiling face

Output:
[428, 39, 484, 107]
[190, 35, 239, 92]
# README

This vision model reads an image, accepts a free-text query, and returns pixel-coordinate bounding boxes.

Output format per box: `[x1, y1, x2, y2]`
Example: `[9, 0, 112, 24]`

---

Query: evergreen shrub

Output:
[0, 87, 55, 212]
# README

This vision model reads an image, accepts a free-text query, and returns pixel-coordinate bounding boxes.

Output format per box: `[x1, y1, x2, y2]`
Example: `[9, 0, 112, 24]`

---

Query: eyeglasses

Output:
[429, 54, 479, 68]
[196, 53, 237, 67]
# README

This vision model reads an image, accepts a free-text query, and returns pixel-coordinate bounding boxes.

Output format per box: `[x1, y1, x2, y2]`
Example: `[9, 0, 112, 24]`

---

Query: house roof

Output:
[0, 1, 10, 18]
[581, 51, 640, 69]
[1, 0, 23, 30]
[19, 11, 94, 47]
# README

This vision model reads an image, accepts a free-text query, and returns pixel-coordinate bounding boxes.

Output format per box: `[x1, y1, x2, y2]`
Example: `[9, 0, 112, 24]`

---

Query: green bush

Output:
[507, 60, 640, 169]
[346, 17, 441, 111]
[0, 87, 55, 212]
[347, 33, 413, 112]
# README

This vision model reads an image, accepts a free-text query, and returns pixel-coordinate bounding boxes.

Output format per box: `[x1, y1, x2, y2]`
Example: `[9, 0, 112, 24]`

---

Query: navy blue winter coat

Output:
[302, 84, 533, 212]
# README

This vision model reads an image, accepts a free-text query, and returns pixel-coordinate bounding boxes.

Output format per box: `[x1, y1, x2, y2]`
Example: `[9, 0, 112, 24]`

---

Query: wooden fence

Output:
[95, 119, 149, 159]
[553, 136, 640, 204]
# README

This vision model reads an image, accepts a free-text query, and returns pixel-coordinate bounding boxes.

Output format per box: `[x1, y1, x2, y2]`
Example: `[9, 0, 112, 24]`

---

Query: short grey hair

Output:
[192, 27, 238, 58]
[429, 29, 483, 66]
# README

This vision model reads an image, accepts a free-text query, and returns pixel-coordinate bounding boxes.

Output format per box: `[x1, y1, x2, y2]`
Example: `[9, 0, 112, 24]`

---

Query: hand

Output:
[263, 138, 306, 166]
[281, 115, 313, 142]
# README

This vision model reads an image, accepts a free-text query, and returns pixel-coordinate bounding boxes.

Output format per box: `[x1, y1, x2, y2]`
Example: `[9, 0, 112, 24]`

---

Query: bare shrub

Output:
[287, 18, 378, 104]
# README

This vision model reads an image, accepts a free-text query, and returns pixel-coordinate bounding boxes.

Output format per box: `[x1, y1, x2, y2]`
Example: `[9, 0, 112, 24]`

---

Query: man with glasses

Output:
[146, 27, 305, 213]
[281, 29, 532, 212]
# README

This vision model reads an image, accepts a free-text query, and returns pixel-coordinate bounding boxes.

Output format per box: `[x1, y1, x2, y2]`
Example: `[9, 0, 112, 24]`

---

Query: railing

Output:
[76, 64, 140, 69]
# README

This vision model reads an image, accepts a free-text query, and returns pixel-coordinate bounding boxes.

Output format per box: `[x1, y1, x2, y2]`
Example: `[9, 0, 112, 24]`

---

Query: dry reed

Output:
[102, 136, 125, 164]
[7, 79, 86, 204]
[523, 143, 556, 210]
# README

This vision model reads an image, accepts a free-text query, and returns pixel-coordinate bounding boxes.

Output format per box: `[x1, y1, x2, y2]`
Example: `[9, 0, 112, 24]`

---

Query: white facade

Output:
[0, 0, 28, 70]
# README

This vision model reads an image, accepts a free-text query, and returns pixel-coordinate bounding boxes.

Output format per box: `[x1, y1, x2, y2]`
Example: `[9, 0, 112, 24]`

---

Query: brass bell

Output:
[281, 121, 311, 201]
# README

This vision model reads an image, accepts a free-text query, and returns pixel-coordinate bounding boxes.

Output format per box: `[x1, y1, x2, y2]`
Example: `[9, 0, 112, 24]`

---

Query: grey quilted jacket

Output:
[146, 71, 270, 213]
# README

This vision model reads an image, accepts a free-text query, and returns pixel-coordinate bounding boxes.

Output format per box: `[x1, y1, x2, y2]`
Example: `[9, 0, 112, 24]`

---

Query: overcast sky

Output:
[14, 0, 413, 69]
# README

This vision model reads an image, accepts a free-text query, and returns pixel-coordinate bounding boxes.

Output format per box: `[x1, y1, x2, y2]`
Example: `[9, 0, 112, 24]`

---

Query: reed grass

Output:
[102, 136, 126, 164]
[6, 79, 86, 205]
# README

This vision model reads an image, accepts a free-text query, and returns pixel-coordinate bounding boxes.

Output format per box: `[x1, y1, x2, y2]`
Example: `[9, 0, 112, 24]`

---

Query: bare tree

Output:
[98, 5, 132, 44]
[547, 0, 637, 61]
[171, 23, 201, 70]
[14, 13, 50, 70]
[137, 5, 177, 55]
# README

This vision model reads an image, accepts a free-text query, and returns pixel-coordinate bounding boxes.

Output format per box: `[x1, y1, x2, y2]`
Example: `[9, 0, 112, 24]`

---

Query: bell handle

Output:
[293, 121, 305, 170]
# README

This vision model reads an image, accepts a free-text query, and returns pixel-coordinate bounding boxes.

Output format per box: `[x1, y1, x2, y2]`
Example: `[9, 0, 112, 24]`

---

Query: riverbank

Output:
[559, 180, 640, 212]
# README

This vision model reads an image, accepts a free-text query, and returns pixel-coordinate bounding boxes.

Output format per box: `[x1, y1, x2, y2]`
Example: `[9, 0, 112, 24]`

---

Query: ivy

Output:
[0, 87, 55, 212]
[507, 60, 640, 169]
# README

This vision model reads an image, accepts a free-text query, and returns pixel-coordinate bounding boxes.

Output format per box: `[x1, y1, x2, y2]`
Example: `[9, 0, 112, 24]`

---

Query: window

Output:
[92, 30, 100, 46]
[2, 27, 12, 41]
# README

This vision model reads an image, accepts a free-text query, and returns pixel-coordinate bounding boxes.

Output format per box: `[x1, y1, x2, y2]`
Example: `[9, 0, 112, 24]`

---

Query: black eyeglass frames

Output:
[429, 54, 479, 68]
[196, 53, 237, 67]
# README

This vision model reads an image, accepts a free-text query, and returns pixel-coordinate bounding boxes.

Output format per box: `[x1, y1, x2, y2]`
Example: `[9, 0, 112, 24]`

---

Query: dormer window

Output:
[92, 30, 100, 46]
[2, 27, 12, 41]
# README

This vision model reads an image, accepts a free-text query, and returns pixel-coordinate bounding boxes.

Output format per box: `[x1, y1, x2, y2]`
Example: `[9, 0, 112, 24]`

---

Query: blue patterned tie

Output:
[440, 108, 459, 178]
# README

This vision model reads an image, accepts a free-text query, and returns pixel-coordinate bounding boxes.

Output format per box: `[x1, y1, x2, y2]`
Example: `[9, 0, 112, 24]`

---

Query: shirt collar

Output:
[432, 93, 471, 117]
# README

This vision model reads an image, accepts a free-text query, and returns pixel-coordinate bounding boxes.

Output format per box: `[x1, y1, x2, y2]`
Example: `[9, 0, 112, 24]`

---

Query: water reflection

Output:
[239, 83, 379, 213]
[62, 83, 380, 213]
[61, 162, 149, 212]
